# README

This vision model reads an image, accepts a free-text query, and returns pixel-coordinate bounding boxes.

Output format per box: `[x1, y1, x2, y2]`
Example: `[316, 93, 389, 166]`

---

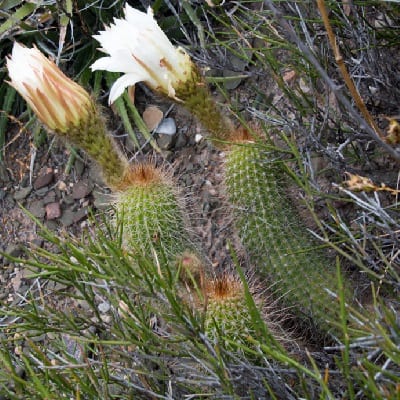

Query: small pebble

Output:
[98, 301, 111, 313]
[33, 168, 54, 190]
[155, 118, 176, 135]
[45, 202, 61, 220]
[72, 180, 92, 200]
[13, 186, 32, 201]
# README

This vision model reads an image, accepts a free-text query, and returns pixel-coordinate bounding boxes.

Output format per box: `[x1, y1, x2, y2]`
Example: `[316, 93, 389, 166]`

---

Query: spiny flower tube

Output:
[91, 4, 234, 142]
[7, 42, 128, 189]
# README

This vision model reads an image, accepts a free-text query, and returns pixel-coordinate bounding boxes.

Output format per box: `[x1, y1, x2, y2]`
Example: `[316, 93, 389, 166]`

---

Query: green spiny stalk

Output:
[225, 142, 353, 338]
[116, 164, 196, 265]
[203, 274, 283, 355]
[175, 68, 235, 143]
[62, 102, 128, 189]
[205, 275, 258, 349]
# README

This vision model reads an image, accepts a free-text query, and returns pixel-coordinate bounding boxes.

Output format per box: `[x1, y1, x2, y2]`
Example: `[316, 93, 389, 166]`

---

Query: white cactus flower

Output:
[90, 5, 195, 104]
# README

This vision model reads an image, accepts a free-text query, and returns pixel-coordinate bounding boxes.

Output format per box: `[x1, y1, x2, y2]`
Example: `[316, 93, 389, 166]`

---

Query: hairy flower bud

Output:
[7, 42, 92, 133]
[7, 42, 129, 189]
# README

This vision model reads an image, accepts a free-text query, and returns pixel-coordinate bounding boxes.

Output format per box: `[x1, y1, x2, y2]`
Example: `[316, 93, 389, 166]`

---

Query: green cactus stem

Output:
[174, 68, 235, 143]
[225, 141, 353, 338]
[203, 274, 286, 354]
[205, 275, 258, 347]
[116, 163, 196, 264]
[64, 103, 128, 189]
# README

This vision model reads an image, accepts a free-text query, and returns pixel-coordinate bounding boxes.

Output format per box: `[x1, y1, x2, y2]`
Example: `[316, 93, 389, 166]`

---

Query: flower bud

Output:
[7, 42, 129, 189]
[7, 42, 92, 133]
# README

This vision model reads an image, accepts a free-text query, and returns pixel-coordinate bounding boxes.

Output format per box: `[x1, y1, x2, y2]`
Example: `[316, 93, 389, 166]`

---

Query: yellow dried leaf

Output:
[342, 172, 400, 195]
[127, 85, 135, 105]
[343, 172, 376, 192]
[384, 117, 400, 144]
[282, 70, 297, 83]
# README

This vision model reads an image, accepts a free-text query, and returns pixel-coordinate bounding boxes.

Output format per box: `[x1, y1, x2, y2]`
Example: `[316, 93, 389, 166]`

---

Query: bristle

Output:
[207, 274, 243, 300]
[116, 163, 165, 191]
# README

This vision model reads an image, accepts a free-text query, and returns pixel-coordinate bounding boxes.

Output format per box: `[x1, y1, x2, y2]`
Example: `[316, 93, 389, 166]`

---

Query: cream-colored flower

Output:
[90, 5, 195, 104]
[7, 42, 130, 189]
[7, 42, 93, 133]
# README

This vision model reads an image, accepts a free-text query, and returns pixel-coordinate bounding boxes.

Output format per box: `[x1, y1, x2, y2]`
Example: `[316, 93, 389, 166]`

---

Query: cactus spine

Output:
[225, 141, 352, 337]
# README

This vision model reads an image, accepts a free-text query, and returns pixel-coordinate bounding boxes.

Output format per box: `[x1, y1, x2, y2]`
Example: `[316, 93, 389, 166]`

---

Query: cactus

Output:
[116, 163, 196, 264]
[71, 104, 129, 189]
[205, 275, 258, 348]
[225, 141, 353, 337]
[176, 257, 285, 354]
[204, 275, 259, 348]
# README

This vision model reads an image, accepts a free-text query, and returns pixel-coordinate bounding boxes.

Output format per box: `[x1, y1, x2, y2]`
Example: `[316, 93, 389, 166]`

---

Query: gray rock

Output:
[4, 193, 15, 207]
[60, 208, 75, 227]
[17, 284, 29, 295]
[35, 187, 49, 197]
[44, 220, 58, 231]
[63, 195, 75, 206]
[93, 191, 113, 210]
[73, 159, 85, 177]
[223, 52, 251, 90]
[5, 243, 24, 259]
[223, 69, 244, 90]
[72, 180, 92, 200]
[13, 186, 32, 201]
[88, 165, 105, 186]
[98, 301, 111, 313]
[175, 132, 188, 149]
[31, 238, 44, 248]
[155, 118, 176, 135]
[42, 191, 56, 205]
[73, 207, 88, 224]
[62, 334, 84, 362]
[28, 199, 45, 218]
[157, 133, 176, 150]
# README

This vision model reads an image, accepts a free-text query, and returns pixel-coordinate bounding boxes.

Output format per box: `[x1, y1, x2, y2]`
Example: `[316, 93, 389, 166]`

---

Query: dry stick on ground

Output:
[316, 0, 384, 140]
[263, 0, 400, 162]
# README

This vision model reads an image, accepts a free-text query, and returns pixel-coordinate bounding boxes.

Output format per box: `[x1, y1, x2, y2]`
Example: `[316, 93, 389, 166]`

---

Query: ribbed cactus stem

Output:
[174, 68, 235, 143]
[205, 275, 258, 347]
[62, 103, 128, 189]
[116, 163, 195, 263]
[203, 274, 284, 354]
[225, 141, 353, 337]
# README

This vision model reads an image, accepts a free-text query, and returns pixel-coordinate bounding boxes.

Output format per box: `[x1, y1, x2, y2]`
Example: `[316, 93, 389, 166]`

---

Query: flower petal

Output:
[108, 73, 145, 104]
[91, 5, 195, 100]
